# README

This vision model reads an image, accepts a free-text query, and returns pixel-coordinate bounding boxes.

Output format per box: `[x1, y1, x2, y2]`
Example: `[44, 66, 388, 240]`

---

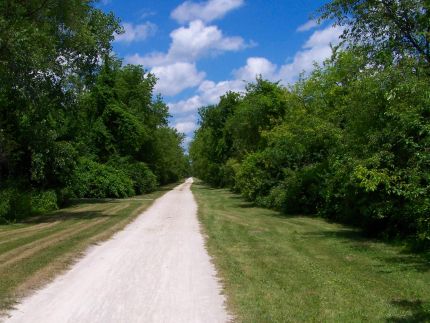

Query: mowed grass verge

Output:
[192, 181, 430, 322]
[0, 183, 177, 313]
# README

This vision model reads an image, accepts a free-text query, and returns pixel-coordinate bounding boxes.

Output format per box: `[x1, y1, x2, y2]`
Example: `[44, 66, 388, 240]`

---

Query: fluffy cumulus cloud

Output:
[172, 114, 198, 139]
[168, 24, 343, 116]
[304, 25, 344, 49]
[169, 20, 247, 61]
[171, 0, 244, 24]
[174, 121, 197, 133]
[231, 25, 344, 84]
[279, 25, 343, 82]
[152, 62, 206, 96]
[115, 22, 157, 43]
[125, 52, 167, 67]
[173, 114, 199, 134]
[233, 57, 278, 81]
[233, 26, 343, 85]
[124, 20, 249, 97]
[168, 79, 244, 114]
[279, 45, 333, 82]
[125, 20, 248, 66]
[296, 20, 319, 32]
[121, 5, 343, 147]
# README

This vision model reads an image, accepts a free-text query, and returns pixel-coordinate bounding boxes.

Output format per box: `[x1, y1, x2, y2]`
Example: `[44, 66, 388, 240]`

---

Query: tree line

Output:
[0, 1, 189, 222]
[190, 0, 430, 248]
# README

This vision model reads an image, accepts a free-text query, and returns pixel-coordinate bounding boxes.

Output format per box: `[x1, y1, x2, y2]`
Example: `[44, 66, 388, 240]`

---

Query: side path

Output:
[4, 178, 230, 323]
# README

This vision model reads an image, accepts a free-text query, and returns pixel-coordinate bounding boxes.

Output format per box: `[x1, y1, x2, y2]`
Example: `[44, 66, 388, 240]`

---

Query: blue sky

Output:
[99, 0, 342, 147]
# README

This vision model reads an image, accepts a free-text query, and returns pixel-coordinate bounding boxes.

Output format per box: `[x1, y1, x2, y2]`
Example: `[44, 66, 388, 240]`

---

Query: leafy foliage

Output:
[191, 2, 430, 247]
[0, 1, 188, 221]
[107, 157, 158, 194]
[68, 158, 135, 199]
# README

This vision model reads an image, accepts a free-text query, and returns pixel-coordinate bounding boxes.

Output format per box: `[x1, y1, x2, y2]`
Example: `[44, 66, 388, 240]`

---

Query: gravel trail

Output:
[5, 178, 230, 323]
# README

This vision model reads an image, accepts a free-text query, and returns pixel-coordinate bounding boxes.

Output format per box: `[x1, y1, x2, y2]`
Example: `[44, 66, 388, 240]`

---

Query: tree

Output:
[0, 0, 121, 185]
[320, 0, 430, 66]
[0, 1, 188, 221]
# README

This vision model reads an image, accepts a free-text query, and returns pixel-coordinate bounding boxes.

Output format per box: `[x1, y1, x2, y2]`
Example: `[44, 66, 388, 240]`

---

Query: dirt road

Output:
[4, 178, 230, 323]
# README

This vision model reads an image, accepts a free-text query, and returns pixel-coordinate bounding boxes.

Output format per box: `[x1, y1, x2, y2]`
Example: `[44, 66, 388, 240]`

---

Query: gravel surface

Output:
[4, 178, 230, 323]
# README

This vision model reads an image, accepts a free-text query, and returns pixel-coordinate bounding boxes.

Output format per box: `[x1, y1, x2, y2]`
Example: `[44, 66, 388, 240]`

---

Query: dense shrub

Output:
[191, 56, 430, 246]
[0, 187, 62, 222]
[68, 158, 135, 198]
[273, 165, 324, 215]
[235, 152, 275, 202]
[0, 188, 31, 222]
[125, 162, 157, 194]
[31, 190, 59, 215]
[108, 157, 158, 194]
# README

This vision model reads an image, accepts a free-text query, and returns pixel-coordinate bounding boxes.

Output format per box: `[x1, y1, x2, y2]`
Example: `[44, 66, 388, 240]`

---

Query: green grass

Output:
[192, 181, 430, 322]
[0, 183, 177, 313]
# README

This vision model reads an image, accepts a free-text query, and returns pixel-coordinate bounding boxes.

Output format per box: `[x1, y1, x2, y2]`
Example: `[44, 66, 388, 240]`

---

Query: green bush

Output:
[123, 161, 158, 194]
[68, 158, 135, 198]
[235, 152, 277, 202]
[258, 165, 324, 215]
[31, 190, 59, 215]
[130, 163, 157, 194]
[0, 188, 32, 223]
[106, 157, 158, 194]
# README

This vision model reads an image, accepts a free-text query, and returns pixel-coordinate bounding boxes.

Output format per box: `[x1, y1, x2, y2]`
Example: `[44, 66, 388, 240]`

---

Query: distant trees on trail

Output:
[190, 0, 430, 248]
[0, 1, 189, 222]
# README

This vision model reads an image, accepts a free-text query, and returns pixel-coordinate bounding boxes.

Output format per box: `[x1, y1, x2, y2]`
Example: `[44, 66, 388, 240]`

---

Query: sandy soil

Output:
[4, 178, 230, 323]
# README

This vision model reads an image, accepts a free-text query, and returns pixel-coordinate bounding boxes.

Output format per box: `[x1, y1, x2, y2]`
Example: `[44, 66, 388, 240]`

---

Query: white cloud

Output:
[169, 96, 203, 114]
[169, 20, 247, 61]
[115, 22, 157, 43]
[279, 25, 343, 82]
[126, 20, 248, 67]
[140, 10, 156, 19]
[124, 20, 249, 96]
[168, 25, 343, 113]
[174, 121, 198, 133]
[171, 0, 244, 24]
[233, 57, 277, 81]
[167, 25, 342, 149]
[173, 114, 198, 138]
[168, 79, 244, 114]
[297, 20, 319, 32]
[228, 25, 344, 84]
[152, 62, 206, 96]
[168, 79, 245, 148]
[125, 52, 167, 67]
[304, 25, 343, 49]
[182, 136, 193, 148]
[279, 46, 333, 82]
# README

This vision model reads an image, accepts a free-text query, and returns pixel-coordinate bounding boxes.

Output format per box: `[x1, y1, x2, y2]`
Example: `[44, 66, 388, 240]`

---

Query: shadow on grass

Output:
[387, 300, 430, 322]
[194, 185, 217, 191]
[25, 183, 180, 225]
[24, 210, 113, 224]
[382, 252, 430, 273]
[196, 181, 430, 272]
[64, 198, 119, 207]
[303, 229, 430, 272]
[156, 185, 177, 192]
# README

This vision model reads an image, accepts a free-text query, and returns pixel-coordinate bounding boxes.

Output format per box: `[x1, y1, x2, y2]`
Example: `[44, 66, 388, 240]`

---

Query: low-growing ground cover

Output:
[192, 181, 430, 322]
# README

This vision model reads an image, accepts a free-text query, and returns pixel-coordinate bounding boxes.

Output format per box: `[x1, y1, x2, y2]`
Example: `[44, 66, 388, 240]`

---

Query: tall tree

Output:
[0, 0, 121, 184]
[320, 0, 430, 66]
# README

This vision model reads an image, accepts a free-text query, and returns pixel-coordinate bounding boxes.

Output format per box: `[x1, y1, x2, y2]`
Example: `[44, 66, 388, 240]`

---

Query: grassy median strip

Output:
[0, 183, 177, 312]
[192, 181, 430, 322]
